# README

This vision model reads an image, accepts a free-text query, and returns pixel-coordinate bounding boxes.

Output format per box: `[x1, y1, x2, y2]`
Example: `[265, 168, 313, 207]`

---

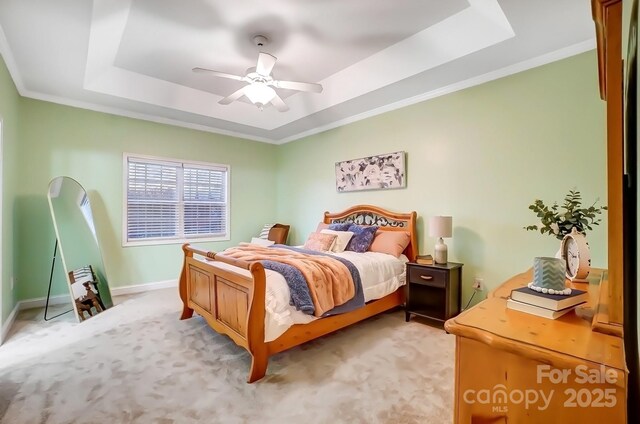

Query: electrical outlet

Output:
[472, 278, 484, 291]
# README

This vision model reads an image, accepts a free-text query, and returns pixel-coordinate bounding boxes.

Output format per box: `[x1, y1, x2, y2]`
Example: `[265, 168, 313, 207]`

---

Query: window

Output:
[123, 154, 229, 246]
[78, 192, 97, 241]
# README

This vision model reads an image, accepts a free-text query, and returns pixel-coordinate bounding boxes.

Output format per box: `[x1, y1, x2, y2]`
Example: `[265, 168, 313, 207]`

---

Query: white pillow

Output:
[250, 237, 275, 247]
[320, 229, 354, 253]
[258, 224, 274, 239]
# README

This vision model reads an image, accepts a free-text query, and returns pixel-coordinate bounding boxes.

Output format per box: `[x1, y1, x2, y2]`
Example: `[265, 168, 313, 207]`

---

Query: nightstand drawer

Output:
[408, 266, 446, 288]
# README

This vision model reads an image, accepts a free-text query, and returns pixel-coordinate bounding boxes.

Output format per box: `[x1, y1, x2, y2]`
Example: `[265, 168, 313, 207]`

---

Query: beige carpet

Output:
[0, 289, 454, 424]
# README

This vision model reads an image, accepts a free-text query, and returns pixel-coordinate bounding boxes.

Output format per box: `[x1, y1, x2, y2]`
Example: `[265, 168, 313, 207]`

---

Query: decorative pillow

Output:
[250, 237, 275, 247]
[320, 229, 354, 253]
[258, 224, 274, 239]
[345, 224, 379, 253]
[328, 222, 352, 231]
[315, 222, 352, 232]
[303, 232, 338, 252]
[368, 231, 411, 258]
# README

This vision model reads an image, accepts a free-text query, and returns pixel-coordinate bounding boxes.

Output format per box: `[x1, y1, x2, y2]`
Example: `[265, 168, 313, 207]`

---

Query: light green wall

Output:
[0, 54, 20, 324]
[16, 99, 278, 300]
[5, 50, 609, 310]
[276, 51, 607, 306]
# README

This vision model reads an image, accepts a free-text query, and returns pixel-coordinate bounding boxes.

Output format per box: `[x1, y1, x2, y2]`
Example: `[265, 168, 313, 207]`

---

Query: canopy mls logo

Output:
[463, 385, 553, 412]
[463, 364, 619, 413]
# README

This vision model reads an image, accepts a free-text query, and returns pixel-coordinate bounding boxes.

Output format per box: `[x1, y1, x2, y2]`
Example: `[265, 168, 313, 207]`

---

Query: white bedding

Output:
[263, 250, 408, 342]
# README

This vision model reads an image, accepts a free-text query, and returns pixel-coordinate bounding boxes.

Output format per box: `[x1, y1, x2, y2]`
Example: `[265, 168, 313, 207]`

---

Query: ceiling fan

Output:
[193, 36, 323, 112]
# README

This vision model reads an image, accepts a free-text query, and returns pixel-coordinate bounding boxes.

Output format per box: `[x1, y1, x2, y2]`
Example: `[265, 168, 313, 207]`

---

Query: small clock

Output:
[560, 227, 591, 282]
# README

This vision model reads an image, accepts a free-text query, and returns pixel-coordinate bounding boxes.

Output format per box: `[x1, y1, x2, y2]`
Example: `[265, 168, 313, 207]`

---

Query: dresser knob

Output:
[420, 275, 433, 281]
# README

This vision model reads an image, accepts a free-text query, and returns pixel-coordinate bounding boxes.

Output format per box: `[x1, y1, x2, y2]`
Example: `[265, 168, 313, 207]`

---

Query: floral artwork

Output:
[335, 151, 406, 192]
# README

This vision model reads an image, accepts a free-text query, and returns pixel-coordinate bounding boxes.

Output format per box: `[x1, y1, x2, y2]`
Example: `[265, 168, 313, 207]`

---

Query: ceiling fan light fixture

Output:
[244, 82, 276, 106]
[195, 49, 320, 112]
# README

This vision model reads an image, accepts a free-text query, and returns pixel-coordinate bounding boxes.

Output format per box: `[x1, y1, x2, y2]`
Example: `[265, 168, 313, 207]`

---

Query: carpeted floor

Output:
[0, 289, 454, 424]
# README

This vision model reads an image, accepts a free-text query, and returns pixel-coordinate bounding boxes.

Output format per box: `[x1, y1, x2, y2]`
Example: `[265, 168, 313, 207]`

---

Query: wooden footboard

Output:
[179, 244, 404, 383]
[179, 244, 268, 382]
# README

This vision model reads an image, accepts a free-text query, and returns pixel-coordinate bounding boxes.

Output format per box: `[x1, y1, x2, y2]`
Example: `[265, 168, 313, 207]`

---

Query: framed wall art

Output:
[335, 151, 406, 192]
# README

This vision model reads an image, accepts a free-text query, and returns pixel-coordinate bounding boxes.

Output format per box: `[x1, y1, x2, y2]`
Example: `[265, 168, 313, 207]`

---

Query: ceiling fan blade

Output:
[270, 93, 289, 112]
[192, 67, 245, 81]
[272, 79, 323, 93]
[218, 86, 248, 105]
[256, 52, 277, 76]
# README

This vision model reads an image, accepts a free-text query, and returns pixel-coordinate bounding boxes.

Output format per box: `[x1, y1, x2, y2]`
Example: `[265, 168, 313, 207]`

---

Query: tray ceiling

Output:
[0, 0, 595, 144]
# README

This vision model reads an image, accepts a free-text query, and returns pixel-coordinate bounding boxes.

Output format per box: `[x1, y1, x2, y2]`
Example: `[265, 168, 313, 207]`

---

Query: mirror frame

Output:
[47, 176, 110, 322]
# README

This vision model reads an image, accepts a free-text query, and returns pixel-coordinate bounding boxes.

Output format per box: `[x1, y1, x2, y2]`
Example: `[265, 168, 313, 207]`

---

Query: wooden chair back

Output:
[268, 224, 290, 244]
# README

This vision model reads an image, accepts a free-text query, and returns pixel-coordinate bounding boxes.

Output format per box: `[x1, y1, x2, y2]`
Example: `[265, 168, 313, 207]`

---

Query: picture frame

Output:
[335, 151, 406, 192]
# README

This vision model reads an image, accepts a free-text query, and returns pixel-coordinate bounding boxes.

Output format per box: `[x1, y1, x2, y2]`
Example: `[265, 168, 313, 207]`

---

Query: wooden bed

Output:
[178, 205, 418, 382]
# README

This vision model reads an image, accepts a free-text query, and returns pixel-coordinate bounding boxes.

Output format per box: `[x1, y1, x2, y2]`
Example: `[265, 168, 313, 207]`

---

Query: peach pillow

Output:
[304, 232, 338, 252]
[368, 231, 411, 258]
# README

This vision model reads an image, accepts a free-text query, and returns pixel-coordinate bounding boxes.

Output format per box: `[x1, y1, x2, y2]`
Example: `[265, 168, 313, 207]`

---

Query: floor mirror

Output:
[47, 177, 113, 322]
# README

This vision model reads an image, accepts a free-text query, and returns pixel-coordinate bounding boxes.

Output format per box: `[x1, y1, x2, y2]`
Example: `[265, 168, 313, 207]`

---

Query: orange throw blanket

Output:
[222, 245, 355, 317]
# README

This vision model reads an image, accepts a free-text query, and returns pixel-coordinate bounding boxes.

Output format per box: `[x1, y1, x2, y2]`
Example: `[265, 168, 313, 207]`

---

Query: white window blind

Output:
[124, 155, 229, 245]
[183, 166, 227, 236]
[79, 193, 97, 239]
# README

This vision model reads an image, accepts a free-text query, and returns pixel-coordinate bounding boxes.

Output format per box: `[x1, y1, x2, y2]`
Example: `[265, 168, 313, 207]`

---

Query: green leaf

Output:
[525, 188, 606, 239]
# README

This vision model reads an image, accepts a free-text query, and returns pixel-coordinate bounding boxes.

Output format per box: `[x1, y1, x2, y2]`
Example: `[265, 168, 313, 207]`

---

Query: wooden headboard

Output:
[323, 204, 418, 262]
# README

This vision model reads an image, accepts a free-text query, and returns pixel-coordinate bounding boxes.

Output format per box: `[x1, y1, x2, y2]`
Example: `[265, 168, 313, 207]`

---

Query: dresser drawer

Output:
[408, 266, 446, 288]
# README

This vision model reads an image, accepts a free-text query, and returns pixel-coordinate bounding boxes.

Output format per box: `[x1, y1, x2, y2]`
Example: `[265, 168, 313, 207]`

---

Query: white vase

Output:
[434, 237, 448, 264]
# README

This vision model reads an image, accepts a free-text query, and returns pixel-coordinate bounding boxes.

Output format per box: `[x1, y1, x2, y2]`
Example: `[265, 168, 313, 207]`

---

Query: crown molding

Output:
[1, 18, 596, 146]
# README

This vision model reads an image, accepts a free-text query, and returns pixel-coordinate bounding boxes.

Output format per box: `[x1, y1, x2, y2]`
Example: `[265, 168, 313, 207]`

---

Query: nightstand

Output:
[405, 262, 463, 324]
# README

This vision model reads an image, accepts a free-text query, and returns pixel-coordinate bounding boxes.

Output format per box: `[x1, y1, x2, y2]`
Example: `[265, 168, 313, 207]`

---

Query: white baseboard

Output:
[1, 302, 20, 345]
[110, 279, 177, 296]
[15, 279, 179, 311]
[18, 294, 70, 311]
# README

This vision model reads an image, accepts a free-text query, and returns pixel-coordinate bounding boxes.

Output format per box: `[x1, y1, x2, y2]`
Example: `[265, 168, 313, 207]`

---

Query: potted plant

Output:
[524, 189, 607, 240]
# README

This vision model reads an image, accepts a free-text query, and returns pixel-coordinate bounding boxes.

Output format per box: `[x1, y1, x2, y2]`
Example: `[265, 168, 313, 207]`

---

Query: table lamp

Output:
[429, 216, 452, 264]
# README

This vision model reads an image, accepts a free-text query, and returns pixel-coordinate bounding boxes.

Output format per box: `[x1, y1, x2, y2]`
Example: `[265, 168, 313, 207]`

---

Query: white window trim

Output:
[122, 152, 231, 247]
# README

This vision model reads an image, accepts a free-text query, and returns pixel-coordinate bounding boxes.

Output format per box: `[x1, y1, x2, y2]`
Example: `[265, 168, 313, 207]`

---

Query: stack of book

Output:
[415, 254, 433, 265]
[507, 286, 589, 319]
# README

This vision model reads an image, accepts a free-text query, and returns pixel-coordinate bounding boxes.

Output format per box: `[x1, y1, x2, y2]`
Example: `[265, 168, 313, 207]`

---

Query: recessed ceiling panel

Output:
[115, 0, 469, 97]
[83, 0, 515, 132]
[0, 0, 596, 143]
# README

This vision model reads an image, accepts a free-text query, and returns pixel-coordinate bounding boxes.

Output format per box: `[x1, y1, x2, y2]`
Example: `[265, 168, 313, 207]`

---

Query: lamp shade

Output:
[429, 216, 452, 238]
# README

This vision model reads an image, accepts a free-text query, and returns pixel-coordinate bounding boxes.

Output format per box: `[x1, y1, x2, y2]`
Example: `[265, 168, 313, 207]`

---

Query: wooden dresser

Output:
[444, 270, 627, 423]
[444, 1, 632, 422]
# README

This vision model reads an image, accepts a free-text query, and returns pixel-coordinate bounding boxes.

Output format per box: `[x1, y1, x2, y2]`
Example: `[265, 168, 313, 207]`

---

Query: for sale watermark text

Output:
[537, 364, 618, 385]
[462, 364, 619, 412]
